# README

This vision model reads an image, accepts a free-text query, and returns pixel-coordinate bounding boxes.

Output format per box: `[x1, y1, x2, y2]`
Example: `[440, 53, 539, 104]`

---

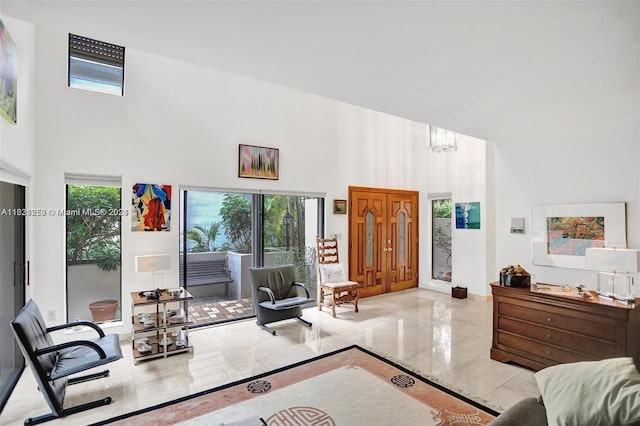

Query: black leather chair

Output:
[10, 299, 123, 425]
[249, 264, 314, 335]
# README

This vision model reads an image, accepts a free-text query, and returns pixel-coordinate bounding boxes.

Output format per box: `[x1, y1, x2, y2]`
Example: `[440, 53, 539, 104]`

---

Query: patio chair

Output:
[249, 264, 314, 335]
[10, 299, 123, 425]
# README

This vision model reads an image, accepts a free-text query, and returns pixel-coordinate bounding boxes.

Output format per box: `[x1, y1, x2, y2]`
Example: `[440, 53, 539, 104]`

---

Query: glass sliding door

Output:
[66, 183, 122, 323]
[265, 195, 318, 303]
[0, 182, 25, 413]
[180, 189, 323, 327]
[180, 190, 254, 326]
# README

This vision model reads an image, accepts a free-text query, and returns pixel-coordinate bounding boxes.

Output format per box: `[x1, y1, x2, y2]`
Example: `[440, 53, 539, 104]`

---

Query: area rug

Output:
[93, 345, 499, 425]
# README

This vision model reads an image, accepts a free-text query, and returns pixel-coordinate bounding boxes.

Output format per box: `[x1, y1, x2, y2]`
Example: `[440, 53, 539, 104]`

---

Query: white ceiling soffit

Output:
[2, 1, 638, 144]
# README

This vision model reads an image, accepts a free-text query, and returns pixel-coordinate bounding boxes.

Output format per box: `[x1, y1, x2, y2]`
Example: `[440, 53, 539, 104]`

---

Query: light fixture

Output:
[430, 125, 457, 153]
[585, 247, 640, 302]
[135, 254, 170, 289]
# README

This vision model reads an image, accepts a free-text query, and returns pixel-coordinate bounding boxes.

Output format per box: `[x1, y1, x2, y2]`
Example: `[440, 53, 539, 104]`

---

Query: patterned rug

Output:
[187, 298, 253, 326]
[93, 346, 498, 426]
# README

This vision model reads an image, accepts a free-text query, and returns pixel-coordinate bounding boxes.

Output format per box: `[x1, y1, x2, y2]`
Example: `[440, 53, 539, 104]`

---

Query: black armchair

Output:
[249, 264, 314, 335]
[10, 299, 123, 425]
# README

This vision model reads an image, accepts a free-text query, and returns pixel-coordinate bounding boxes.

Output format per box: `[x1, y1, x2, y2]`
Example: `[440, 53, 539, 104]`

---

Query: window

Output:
[68, 34, 125, 96]
[65, 179, 122, 323]
[179, 189, 322, 327]
[432, 198, 452, 282]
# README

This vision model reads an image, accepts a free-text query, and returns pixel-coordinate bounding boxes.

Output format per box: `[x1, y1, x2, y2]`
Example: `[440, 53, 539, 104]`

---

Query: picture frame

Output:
[455, 202, 480, 229]
[0, 19, 17, 124]
[238, 144, 279, 180]
[131, 183, 172, 232]
[333, 199, 347, 215]
[531, 202, 626, 269]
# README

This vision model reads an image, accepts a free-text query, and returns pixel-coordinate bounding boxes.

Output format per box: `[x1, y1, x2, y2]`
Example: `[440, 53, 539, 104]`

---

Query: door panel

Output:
[350, 191, 386, 297]
[349, 187, 418, 298]
[388, 193, 418, 292]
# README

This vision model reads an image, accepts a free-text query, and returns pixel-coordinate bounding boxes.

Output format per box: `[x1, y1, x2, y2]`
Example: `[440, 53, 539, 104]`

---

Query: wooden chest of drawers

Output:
[490, 283, 640, 371]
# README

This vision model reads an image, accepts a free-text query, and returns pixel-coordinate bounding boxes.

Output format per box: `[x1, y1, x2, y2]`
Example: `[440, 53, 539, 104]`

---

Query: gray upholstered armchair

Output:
[249, 264, 314, 335]
[10, 299, 123, 425]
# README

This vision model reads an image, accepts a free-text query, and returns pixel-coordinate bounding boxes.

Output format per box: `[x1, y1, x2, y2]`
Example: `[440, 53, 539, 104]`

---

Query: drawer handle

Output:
[546, 334, 553, 340]
[546, 350, 553, 356]
[547, 317, 552, 323]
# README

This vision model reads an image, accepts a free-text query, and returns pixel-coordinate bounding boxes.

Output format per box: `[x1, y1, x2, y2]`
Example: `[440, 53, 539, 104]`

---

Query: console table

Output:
[490, 282, 640, 371]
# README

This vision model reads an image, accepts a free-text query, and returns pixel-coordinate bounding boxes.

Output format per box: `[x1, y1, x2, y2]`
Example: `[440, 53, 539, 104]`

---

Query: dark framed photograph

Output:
[333, 199, 347, 214]
[238, 144, 279, 180]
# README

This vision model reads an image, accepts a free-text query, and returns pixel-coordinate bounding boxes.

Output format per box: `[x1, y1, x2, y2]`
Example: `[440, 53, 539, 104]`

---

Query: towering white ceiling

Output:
[2, 1, 638, 143]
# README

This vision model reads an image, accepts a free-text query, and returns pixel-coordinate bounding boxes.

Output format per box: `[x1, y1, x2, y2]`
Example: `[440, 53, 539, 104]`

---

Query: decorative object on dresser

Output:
[490, 283, 640, 372]
[499, 264, 531, 288]
[585, 247, 640, 302]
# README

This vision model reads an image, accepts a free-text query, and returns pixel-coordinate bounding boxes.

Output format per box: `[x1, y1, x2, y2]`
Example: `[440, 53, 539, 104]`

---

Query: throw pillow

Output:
[534, 357, 640, 426]
[319, 263, 345, 283]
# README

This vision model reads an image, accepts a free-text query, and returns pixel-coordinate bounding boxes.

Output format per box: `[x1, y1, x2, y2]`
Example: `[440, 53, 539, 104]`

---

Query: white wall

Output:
[421, 135, 491, 297]
[5, 4, 637, 339]
[0, 16, 36, 303]
[28, 26, 459, 337]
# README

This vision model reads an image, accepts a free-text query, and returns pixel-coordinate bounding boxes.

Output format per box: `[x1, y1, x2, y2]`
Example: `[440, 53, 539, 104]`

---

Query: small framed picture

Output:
[333, 199, 347, 214]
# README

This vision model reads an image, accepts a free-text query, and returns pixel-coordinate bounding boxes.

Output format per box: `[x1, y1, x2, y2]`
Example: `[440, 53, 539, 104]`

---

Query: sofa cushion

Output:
[534, 357, 640, 426]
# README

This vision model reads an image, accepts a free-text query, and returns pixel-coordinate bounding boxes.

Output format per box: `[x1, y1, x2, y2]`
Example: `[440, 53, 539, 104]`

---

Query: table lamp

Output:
[585, 247, 640, 302]
[135, 254, 170, 289]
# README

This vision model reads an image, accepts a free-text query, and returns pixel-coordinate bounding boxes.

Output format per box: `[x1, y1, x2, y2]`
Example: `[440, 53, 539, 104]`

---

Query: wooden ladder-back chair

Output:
[316, 236, 359, 317]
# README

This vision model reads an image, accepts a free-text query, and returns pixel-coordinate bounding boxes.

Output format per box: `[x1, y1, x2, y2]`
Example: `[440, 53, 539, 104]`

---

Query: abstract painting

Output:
[455, 202, 480, 229]
[546, 216, 605, 256]
[238, 144, 279, 180]
[532, 203, 626, 269]
[132, 183, 171, 231]
[0, 19, 17, 124]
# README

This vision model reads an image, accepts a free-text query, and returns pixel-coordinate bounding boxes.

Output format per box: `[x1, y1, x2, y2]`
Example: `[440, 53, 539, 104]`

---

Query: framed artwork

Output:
[455, 202, 480, 229]
[131, 183, 172, 232]
[238, 144, 279, 180]
[333, 199, 347, 214]
[531, 202, 626, 269]
[0, 19, 17, 124]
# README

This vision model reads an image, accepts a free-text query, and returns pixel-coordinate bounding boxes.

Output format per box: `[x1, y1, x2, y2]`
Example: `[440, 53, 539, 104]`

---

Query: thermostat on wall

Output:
[510, 217, 525, 234]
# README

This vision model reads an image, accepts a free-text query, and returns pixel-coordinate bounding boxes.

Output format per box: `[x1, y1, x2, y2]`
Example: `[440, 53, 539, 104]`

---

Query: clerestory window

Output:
[68, 34, 125, 96]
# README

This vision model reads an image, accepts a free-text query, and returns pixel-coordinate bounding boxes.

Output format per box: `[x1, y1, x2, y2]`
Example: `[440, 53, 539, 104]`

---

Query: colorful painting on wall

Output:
[455, 202, 480, 229]
[546, 216, 605, 256]
[0, 19, 17, 124]
[131, 184, 171, 232]
[238, 144, 279, 180]
[531, 203, 626, 269]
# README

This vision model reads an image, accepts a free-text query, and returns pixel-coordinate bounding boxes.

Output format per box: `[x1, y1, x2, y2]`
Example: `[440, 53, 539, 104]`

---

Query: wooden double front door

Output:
[348, 186, 419, 298]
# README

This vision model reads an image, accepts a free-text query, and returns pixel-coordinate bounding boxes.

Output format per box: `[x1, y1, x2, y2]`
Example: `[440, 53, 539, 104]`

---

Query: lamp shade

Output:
[585, 248, 640, 273]
[135, 254, 170, 272]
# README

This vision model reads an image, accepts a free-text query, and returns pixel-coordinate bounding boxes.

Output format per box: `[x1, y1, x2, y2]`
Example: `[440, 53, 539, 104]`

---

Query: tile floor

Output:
[0, 288, 539, 425]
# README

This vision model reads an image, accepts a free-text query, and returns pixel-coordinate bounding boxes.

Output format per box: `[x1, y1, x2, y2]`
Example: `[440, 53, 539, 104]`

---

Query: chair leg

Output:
[297, 317, 312, 328]
[331, 291, 337, 318]
[67, 370, 110, 385]
[259, 324, 277, 335]
[24, 397, 112, 425]
[354, 291, 359, 313]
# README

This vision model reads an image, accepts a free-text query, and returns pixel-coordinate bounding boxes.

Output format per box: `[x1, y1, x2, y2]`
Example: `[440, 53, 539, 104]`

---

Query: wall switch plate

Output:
[510, 217, 525, 234]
